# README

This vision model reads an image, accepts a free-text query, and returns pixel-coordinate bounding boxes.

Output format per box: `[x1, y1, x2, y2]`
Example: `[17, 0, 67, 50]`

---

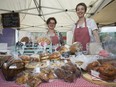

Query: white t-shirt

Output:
[72, 18, 98, 42]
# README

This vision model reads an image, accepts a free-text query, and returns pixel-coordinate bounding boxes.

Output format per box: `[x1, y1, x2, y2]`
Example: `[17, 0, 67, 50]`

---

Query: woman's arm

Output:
[92, 29, 100, 43]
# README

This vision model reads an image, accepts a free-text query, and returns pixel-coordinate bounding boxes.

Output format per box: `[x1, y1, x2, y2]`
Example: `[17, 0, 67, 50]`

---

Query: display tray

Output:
[98, 58, 116, 63]
[82, 73, 116, 86]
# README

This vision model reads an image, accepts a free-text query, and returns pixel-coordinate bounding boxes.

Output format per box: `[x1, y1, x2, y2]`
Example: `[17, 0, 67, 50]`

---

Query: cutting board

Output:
[82, 73, 116, 87]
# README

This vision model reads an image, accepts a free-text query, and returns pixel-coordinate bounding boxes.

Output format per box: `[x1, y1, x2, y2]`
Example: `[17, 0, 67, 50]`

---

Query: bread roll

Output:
[59, 46, 69, 54]
[40, 52, 50, 60]
[69, 42, 82, 54]
[86, 61, 100, 72]
[98, 65, 116, 76]
[20, 37, 29, 43]
[19, 55, 30, 61]
[54, 68, 65, 79]
[38, 72, 49, 82]
[49, 52, 61, 60]
[36, 37, 51, 45]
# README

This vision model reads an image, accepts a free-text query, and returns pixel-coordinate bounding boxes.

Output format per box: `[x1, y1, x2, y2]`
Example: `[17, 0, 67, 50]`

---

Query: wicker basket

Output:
[1, 61, 25, 81]
[0, 55, 12, 68]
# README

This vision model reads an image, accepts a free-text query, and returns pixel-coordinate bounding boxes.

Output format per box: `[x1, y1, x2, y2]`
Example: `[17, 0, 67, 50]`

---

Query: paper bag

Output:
[87, 43, 103, 55]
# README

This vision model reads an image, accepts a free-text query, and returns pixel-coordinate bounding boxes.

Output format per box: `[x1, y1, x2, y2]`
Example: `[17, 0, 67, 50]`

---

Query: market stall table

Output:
[83, 72, 116, 87]
[0, 70, 108, 87]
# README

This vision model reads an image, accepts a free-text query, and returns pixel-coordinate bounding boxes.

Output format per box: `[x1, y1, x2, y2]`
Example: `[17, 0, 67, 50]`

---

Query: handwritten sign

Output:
[2, 12, 20, 28]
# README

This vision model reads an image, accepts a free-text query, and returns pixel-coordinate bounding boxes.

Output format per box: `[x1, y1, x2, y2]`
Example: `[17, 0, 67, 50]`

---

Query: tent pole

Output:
[89, 0, 106, 18]
[0, 9, 12, 13]
[33, 0, 45, 22]
[38, 0, 41, 16]
[16, 6, 67, 12]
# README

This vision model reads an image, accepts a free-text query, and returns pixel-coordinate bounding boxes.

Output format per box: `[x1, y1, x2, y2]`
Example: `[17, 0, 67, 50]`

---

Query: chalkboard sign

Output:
[1, 12, 20, 28]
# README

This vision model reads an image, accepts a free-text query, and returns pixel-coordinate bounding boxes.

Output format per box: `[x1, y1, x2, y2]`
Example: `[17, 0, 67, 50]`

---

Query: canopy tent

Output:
[92, 0, 116, 26]
[0, 0, 115, 32]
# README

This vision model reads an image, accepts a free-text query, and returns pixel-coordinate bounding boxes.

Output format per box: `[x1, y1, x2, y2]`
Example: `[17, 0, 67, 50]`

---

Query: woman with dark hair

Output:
[72, 2, 100, 51]
[46, 17, 64, 49]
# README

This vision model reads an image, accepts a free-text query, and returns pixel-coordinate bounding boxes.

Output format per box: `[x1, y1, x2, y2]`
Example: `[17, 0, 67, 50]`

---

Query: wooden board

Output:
[82, 73, 116, 87]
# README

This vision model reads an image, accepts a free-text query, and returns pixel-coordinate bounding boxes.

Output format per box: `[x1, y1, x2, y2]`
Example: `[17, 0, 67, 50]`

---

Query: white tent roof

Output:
[92, 0, 116, 26]
[0, 0, 113, 32]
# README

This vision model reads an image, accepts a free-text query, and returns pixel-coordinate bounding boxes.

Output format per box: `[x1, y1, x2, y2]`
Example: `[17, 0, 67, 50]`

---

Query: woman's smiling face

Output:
[48, 19, 56, 30]
[76, 5, 86, 18]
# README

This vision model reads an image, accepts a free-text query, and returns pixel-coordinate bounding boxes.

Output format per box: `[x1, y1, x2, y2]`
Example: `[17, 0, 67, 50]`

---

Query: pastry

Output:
[19, 55, 30, 61]
[49, 52, 61, 60]
[40, 52, 50, 60]
[36, 37, 51, 45]
[86, 61, 100, 72]
[98, 65, 116, 76]
[20, 37, 29, 43]
[16, 72, 29, 84]
[27, 75, 42, 87]
[69, 42, 82, 54]
[38, 72, 49, 82]
[54, 68, 65, 79]
[48, 71, 56, 79]
[59, 46, 69, 54]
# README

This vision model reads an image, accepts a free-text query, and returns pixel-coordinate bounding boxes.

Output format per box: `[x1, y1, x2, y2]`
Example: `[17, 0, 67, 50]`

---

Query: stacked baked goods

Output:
[49, 52, 61, 60]
[40, 68, 56, 81]
[86, 61, 100, 73]
[39, 61, 48, 68]
[50, 60, 65, 69]
[20, 54, 41, 63]
[15, 67, 56, 86]
[86, 61, 116, 81]
[25, 62, 40, 70]
[26, 74, 42, 87]
[59, 46, 69, 54]
[19, 55, 31, 64]
[54, 62, 81, 82]
[40, 52, 50, 61]
[69, 42, 82, 54]
[97, 62, 116, 81]
[59, 46, 70, 58]
[36, 37, 51, 45]
[30, 54, 40, 62]
[15, 71, 29, 84]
